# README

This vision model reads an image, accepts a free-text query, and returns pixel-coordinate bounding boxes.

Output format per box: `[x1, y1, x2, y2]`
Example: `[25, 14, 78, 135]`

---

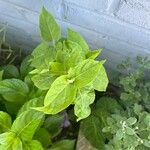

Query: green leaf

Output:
[81, 115, 105, 149]
[20, 56, 33, 79]
[34, 128, 51, 148]
[0, 111, 12, 133]
[0, 79, 29, 102]
[126, 117, 137, 125]
[23, 140, 44, 150]
[17, 97, 44, 116]
[44, 114, 64, 137]
[49, 140, 75, 150]
[68, 59, 104, 88]
[40, 7, 60, 42]
[68, 28, 89, 52]
[31, 42, 55, 69]
[74, 85, 95, 121]
[31, 70, 56, 90]
[12, 137, 23, 150]
[11, 110, 44, 141]
[93, 65, 108, 91]
[35, 75, 77, 114]
[125, 127, 135, 135]
[114, 129, 124, 140]
[86, 49, 101, 59]
[0, 132, 16, 146]
[0, 70, 3, 81]
[1, 65, 20, 79]
[143, 139, 150, 147]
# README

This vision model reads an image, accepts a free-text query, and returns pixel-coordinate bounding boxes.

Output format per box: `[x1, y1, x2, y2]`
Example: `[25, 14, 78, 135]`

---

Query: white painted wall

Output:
[0, 0, 150, 76]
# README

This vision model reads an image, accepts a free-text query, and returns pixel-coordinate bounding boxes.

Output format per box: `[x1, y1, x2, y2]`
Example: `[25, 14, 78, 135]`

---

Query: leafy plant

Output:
[0, 7, 108, 150]
[30, 7, 108, 121]
[81, 56, 150, 150]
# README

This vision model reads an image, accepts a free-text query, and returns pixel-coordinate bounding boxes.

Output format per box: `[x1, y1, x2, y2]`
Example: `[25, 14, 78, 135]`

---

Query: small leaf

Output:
[35, 75, 77, 114]
[49, 139, 75, 150]
[40, 7, 60, 42]
[125, 127, 135, 135]
[11, 110, 44, 141]
[68, 28, 89, 52]
[31, 42, 55, 69]
[114, 129, 124, 141]
[0, 79, 29, 102]
[0, 132, 15, 145]
[0, 111, 12, 133]
[69, 59, 104, 88]
[74, 85, 95, 121]
[86, 49, 101, 59]
[93, 65, 108, 91]
[126, 117, 137, 125]
[143, 139, 150, 147]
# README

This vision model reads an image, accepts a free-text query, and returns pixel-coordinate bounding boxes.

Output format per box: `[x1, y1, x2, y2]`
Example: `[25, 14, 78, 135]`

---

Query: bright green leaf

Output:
[74, 85, 95, 121]
[68, 59, 104, 88]
[86, 49, 101, 59]
[0, 111, 12, 133]
[0, 70, 3, 81]
[93, 65, 108, 91]
[40, 7, 60, 42]
[126, 117, 137, 125]
[125, 127, 135, 135]
[12, 137, 23, 150]
[31, 42, 55, 69]
[31, 70, 56, 90]
[11, 110, 44, 141]
[35, 75, 77, 114]
[68, 28, 89, 52]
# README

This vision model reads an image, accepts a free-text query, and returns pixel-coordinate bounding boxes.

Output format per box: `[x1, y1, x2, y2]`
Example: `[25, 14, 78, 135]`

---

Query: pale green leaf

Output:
[0, 111, 12, 133]
[125, 127, 135, 135]
[68, 28, 89, 52]
[68, 59, 104, 88]
[74, 86, 95, 121]
[126, 117, 137, 125]
[11, 110, 44, 141]
[49, 140, 75, 150]
[31, 70, 56, 90]
[31, 42, 55, 69]
[143, 139, 150, 147]
[86, 49, 101, 59]
[93, 65, 108, 91]
[40, 7, 60, 42]
[0, 79, 29, 102]
[35, 75, 77, 114]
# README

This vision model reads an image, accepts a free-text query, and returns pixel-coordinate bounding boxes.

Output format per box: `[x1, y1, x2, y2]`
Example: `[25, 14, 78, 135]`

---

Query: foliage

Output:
[0, 7, 108, 150]
[81, 56, 150, 150]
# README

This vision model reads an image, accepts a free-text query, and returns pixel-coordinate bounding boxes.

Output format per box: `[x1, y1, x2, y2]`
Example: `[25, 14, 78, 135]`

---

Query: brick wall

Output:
[0, 0, 150, 77]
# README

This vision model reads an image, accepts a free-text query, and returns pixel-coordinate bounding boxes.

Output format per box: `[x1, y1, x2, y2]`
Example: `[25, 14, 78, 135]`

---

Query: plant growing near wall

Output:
[0, 7, 108, 149]
[30, 7, 108, 121]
